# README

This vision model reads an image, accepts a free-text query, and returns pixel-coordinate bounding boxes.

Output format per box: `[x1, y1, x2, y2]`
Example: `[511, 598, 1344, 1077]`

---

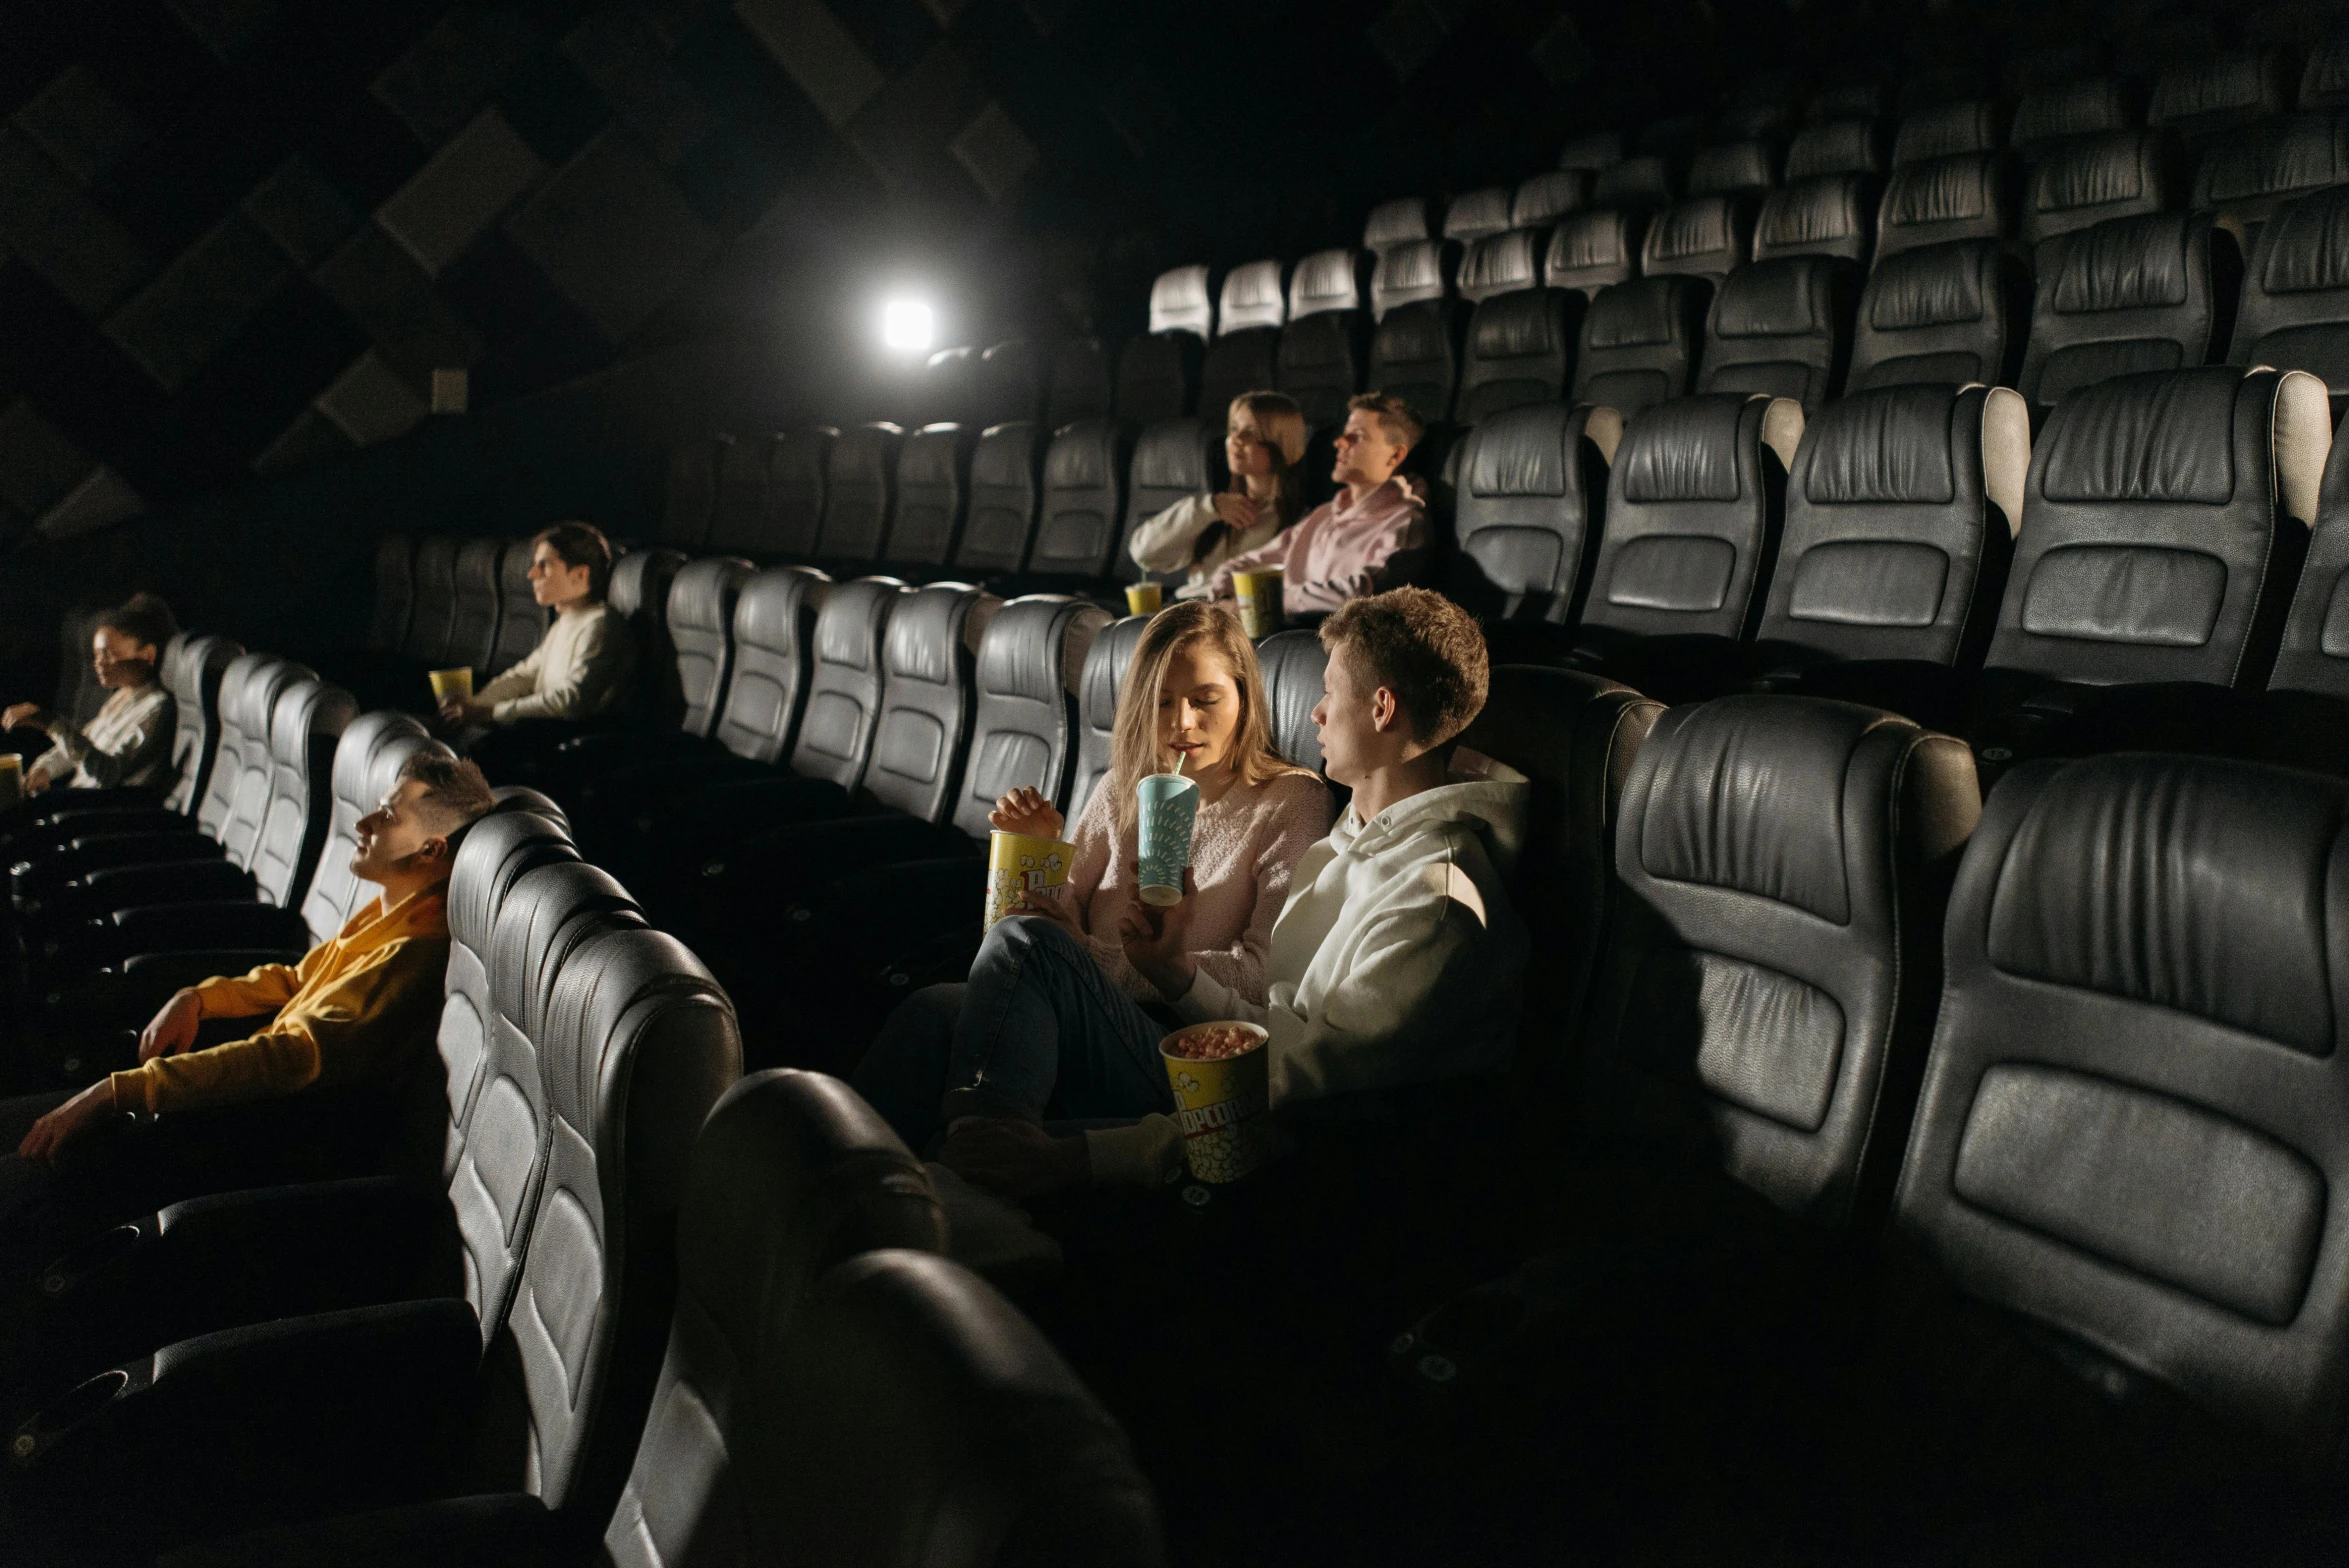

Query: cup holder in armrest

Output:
[11, 1367, 136, 1466]
[1387, 1246, 1648, 1397]
[38, 1220, 148, 1300]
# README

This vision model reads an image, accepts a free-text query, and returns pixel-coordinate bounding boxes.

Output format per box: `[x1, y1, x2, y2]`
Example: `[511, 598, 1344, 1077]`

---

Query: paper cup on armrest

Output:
[1125, 583, 1163, 616]
[428, 666, 474, 704]
[1161, 1021, 1272, 1183]
[984, 830, 1075, 929]
[1134, 772, 1199, 907]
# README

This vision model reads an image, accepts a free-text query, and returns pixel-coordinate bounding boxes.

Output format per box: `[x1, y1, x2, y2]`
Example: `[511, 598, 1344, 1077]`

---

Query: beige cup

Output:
[1125, 583, 1164, 617]
[0, 754, 21, 812]
[429, 666, 474, 704]
[1231, 567, 1285, 640]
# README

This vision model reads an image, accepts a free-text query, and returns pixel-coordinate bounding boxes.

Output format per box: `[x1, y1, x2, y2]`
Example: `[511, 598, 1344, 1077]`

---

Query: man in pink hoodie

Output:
[1210, 393, 1429, 615]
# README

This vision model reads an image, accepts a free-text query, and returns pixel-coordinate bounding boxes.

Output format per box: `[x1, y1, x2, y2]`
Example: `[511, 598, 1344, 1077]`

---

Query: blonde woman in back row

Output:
[1127, 390, 1309, 599]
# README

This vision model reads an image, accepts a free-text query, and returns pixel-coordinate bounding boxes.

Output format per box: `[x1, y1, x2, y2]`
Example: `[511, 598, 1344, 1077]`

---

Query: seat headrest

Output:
[2149, 47, 2290, 142]
[1640, 114, 1708, 157]
[1457, 229, 1541, 303]
[1129, 418, 1218, 492]
[667, 556, 750, 636]
[1592, 155, 1676, 209]
[829, 421, 903, 480]
[487, 785, 568, 829]
[2024, 129, 2168, 244]
[1044, 338, 1112, 426]
[454, 537, 500, 589]
[332, 710, 429, 808]
[1709, 256, 1838, 340]
[411, 535, 458, 575]
[1288, 248, 1366, 318]
[2194, 115, 2349, 214]
[1893, 98, 2003, 165]
[1688, 141, 1778, 197]
[165, 633, 240, 705]
[448, 807, 578, 950]
[1370, 297, 1454, 363]
[607, 548, 683, 620]
[1460, 399, 1591, 497]
[971, 421, 1039, 484]
[1545, 208, 1643, 292]
[1752, 173, 1871, 263]
[1511, 170, 1586, 229]
[1617, 392, 1769, 504]
[1809, 80, 1887, 122]
[1864, 241, 1995, 331]
[1043, 420, 1120, 491]
[1785, 119, 1883, 180]
[1370, 238, 1451, 318]
[976, 595, 1084, 706]
[1875, 152, 2006, 260]
[2041, 211, 2198, 318]
[270, 677, 355, 763]
[2306, 36, 2349, 111]
[2011, 75, 2135, 155]
[1641, 195, 1748, 279]
[2036, 365, 2246, 504]
[896, 423, 967, 486]
[734, 566, 823, 656]
[1218, 260, 1284, 334]
[882, 585, 981, 686]
[1362, 197, 1430, 254]
[1556, 130, 1625, 171]
[1442, 186, 1513, 244]
[813, 578, 902, 671]
[1147, 265, 1213, 338]
[1583, 274, 1696, 351]
[1253, 629, 1330, 772]
[1467, 289, 1569, 358]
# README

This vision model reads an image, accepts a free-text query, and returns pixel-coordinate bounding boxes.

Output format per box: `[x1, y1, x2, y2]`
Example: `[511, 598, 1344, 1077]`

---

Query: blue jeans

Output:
[850, 916, 1174, 1150]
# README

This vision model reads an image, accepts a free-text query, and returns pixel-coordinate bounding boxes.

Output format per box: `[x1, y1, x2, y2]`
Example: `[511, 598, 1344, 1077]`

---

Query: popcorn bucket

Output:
[0, 754, 20, 812]
[428, 666, 474, 704]
[1161, 1021, 1273, 1183]
[1231, 567, 1285, 639]
[1125, 583, 1164, 616]
[984, 830, 1075, 929]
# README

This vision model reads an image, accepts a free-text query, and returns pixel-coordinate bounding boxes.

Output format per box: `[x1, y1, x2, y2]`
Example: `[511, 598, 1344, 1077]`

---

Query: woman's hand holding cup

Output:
[1120, 867, 1199, 1000]
[988, 786, 1063, 842]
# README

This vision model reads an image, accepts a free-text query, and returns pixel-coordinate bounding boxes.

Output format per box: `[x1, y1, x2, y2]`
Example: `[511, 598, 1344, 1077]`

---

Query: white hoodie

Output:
[1083, 750, 1531, 1186]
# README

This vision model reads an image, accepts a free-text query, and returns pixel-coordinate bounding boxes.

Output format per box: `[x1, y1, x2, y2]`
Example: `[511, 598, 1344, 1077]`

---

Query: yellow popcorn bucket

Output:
[1231, 567, 1285, 639]
[1124, 583, 1163, 616]
[984, 830, 1075, 929]
[0, 754, 21, 811]
[428, 666, 474, 703]
[1161, 1021, 1273, 1184]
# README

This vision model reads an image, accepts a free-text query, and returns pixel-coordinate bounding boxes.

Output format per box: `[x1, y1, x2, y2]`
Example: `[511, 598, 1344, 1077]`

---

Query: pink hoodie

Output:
[1209, 475, 1429, 614]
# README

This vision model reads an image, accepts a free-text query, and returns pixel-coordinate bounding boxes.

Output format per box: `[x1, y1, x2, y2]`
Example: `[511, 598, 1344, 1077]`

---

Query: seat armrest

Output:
[11, 1300, 480, 1552]
[159, 1492, 557, 1568]
[1, 805, 183, 858]
[110, 900, 311, 954]
[70, 858, 257, 915]
[13, 832, 218, 905]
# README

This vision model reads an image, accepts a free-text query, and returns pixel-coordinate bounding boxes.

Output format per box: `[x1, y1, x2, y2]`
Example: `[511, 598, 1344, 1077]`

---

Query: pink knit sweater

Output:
[1065, 767, 1335, 1005]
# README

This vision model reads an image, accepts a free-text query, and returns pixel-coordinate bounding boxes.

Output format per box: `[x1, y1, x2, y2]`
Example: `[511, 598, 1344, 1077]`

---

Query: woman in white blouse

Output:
[1127, 390, 1309, 599]
[3, 593, 178, 795]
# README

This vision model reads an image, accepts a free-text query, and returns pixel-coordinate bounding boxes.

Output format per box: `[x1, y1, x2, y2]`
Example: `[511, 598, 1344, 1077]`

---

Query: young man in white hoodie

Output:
[940, 586, 1530, 1195]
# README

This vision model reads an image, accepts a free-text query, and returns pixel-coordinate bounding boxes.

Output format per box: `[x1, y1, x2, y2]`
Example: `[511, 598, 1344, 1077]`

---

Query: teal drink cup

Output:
[1135, 772, 1201, 907]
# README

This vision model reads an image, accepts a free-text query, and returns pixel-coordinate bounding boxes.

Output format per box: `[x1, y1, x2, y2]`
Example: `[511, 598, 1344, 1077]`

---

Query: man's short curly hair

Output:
[1348, 392, 1423, 453]
[1318, 587, 1489, 748]
[398, 750, 496, 841]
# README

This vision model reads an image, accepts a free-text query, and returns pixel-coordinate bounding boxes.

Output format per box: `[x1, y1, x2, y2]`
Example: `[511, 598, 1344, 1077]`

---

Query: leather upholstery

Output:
[1512, 170, 1586, 229]
[1641, 114, 1706, 157]
[1580, 393, 1797, 647]
[861, 584, 984, 822]
[977, 338, 1040, 427]
[1892, 99, 2003, 166]
[608, 546, 683, 722]
[706, 431, 772, 555]
[2306, 36, 2349, 111]
[2193, 114, 2349, 227]
[1759, 383, 2025, 669]
[1122, 418, 1222, 585]
[1147, 265, 1213, 339]
[1719, 74, 1801, 141]
[1786, 120, 1884, 180]
[1456, 288, 1577, 425]
[1444, 187, 1514, 245]
[1115, 331, 1197, 426]
[366, 535, 411, 653]
[1641, 196, 1751, 283]
[2266, 422, 2349, 700]
[1557, 130, 1625, 172]
[1363, 196, 1431, 255]
[1809, 81, 1887, 123]
[2148, 47, 2291, 151]
[887, 423, 973, 570]
[445, 539, 502, 673]
[764, 426, 833, 562]
[951, 596, 1105, 833]
[1545, 209, 1646, 296]
[665, 557, 754, 741]
[1370, 237, 1454, 320]
[489, 540, 543, 678]
[2018, 212, 2236, 418]
[1847, 239, 2027, 393]
[441, 808, 577, 1171]
[1751, 174, 1872, 264]
[1697, 255, 1859, 410]
[2022, 130, 2172, 247]
[1198, 332, 1279, 420]
[249, 677, 356, 909]
[196, 654, 308, 848]
[921, 347, 979, 428]
[1072, 614, 1149, 815]
[1369, 299, 1462, 423]
[1254, 629, 1330, 774]
[1873, 152, 2008, 262]
[1277, 306, 1367, 428]
[2229, 185, 2349, 418]
[1986, 367, 2321, 690]
[398, 536, 459, 663]
[657, 439, 718, 551]
[711, 567, 826, 766]
[816, 423, 903, 567]
[955, 422, 1041, 577]
[1030, 421, 1131, 581]
[1895, 752, 2349, 1452]
[1572, 276, 1709, 418]
[1688, 142, 1777, 199]
[789, 578, 903, 793]
[1288, 247, 1371, 320]
[1457, 229, 1542, 303]
[1218, 259, 1286, 329]
[2010, 77, 2136, 160]
[1443, 402, 1615, 626]
[602, 1074, 951, 1568]
[1045, 338, 1113, 427]
[298, 711, 436, 943]
[1593, 156, 1676, 211]
[160, 633, 241, 818]
[1587, 696, 1979, 1226]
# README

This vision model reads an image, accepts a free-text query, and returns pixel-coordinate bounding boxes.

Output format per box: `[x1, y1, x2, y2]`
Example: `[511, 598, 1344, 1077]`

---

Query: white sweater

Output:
[474, 602, 635, 724]
[1125, 492, 1285, 599]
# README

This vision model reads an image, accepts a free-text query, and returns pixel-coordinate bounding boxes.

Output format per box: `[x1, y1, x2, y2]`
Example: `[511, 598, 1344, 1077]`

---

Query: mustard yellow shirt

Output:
[108, 887, 452, 1117]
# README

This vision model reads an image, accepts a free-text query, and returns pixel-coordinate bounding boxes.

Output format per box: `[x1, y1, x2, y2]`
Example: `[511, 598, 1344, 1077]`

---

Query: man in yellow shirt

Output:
[2, 753, 495, 1231]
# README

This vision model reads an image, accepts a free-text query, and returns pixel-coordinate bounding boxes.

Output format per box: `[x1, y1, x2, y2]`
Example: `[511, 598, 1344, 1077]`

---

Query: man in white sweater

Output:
[941, 587, 1530, 1194]
[440, 522, 636, 730]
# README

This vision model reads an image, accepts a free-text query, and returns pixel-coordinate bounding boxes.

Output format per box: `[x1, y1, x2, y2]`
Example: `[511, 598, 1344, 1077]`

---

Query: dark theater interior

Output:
[2, 0, 2349, 1561]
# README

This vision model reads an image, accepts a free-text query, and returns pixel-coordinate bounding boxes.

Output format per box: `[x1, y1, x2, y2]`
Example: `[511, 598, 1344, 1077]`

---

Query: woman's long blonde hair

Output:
[1193, 391, 1308, 564]
[1108, 600, 1298, 836]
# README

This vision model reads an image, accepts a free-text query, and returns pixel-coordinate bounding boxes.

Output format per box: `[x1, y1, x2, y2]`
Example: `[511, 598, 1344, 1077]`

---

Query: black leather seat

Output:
[655, 438, 719, 551]
[364, 536, 413, 661]
[1753, 383, 2030, 728]
[1116, 265, 1211, 424]
[1970, 366, 2329, 767]
[1696, 255, 1859, 409]
[2190, 112, 2349, 231]
[2018, 212, 2240, 422]
[1512, 169, 1587, 230]
[1363, 195, 1432, 257]
[976, 337, 1040, 427]
[2254, 421, 2349, 773]
[1891, 98, 2003, 165]
[1641, 195, 1753, 285]
[2148, 46, 2292, 153]
[399, 534, 459, 678]
[1871, 151, 2009, 262]
[815, 423, 903, 573]
[886, 422, 974, 575]
[1456, 287, 1578, 425]
[1569, 392, 1805, 700]
[1593, 155, 1677, 213]
[1276, 248, 1372, 428]
[1367, 294, 1461, 425]
[487, 540, 543, 677]
[1442, 403, 1619, 653]
[605, 545, 683, 726]
[1808, 80, 1887, 124]
[705, 430, 772, 556]
[443, 538, 502, 678]
[1370, 234, 1454, 319]
[1120, 418, 1221, 589]
[1545, 209, 1646, 296]
[2229, 185, 2349, 421]
[1253, 626, 1333, 776]
[1456, 229, 1542, 304]
[1719, 73, 1801, 143]
[1070, 613, 1150, 814]
[2009, 76, 2138, 164]
[761, 425, 833, 563]
[1046, 337, 1113, 426]
[1557, 130, 1625, 174]
[1846, 142, 2025, 394]
[1687, 142, 1777, 201]
[2021, 129, 2174, 248]
[1785, 119, 1885, 181]
[1572, 276, 1711, 418]
[1026, 420, 1131, 589]
[953, 421, 1042, 581]
[1197, 259, 1284, 415]
[1443, 187, 1514, 247]
[921, 345, 981, 427]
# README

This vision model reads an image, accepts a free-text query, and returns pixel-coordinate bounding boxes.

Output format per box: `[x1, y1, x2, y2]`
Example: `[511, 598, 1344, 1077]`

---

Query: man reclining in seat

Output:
[934, 587, 1531, 1196]
[1206, 393, 1431, 617]
[441, 521, 637, 776]
[0, 754, 497, 1250]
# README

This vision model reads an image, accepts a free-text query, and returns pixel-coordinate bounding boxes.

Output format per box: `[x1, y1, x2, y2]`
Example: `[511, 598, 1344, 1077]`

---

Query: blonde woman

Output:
[852, 600, 1332, 1169]
[1128, 390, 1309, 599]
